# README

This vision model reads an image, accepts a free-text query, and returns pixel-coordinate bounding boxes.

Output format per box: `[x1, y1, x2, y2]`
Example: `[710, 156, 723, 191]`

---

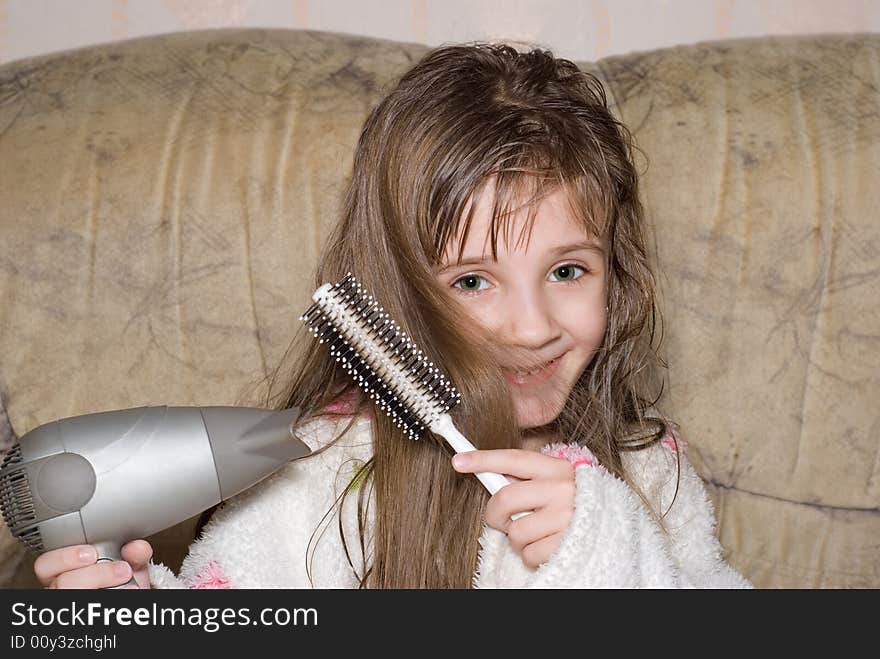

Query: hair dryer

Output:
[0, 405, 312, 586]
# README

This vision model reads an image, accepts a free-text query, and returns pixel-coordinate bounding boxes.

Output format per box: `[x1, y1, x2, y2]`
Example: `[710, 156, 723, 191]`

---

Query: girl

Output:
[34, 42, 750, 589]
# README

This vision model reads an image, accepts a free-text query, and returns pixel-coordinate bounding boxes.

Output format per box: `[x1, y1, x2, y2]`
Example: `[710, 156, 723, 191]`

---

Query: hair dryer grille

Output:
[1, 442, 22, 469]
[0, 449, 44, 551]
[13, 525, 43, 553]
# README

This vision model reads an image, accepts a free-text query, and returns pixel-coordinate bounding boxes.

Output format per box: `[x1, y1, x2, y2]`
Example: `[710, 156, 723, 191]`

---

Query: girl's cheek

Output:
[456, 296, 501, 329]
[566, 306, 607, 350]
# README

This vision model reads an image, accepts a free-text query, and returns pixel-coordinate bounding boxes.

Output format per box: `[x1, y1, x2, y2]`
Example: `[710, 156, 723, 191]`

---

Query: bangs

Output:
[433, 166, 611, 267]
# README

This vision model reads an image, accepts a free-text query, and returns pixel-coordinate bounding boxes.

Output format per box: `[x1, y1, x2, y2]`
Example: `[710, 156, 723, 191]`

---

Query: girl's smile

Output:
[502, 351, 565, 386]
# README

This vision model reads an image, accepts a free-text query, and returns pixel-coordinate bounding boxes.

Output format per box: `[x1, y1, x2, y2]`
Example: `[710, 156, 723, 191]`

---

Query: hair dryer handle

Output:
[93, 540, 139, 589]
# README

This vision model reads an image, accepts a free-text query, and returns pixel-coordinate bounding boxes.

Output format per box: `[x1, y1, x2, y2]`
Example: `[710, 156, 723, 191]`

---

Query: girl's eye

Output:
[452, 263, 587, 293]
[549, 264, 587, 283]
[452, 274, 490, 293]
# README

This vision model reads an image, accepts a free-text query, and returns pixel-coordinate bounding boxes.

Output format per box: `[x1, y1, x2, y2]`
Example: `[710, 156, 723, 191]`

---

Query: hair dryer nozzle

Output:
[199, 406, 312, 500]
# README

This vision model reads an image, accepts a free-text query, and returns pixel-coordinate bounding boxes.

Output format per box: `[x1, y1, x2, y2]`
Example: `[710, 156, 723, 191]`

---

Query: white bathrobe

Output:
[148, 413, 752, 589]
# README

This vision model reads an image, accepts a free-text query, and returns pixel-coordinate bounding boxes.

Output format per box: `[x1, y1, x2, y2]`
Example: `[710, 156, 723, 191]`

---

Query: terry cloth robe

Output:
[147, 412, 752, 589]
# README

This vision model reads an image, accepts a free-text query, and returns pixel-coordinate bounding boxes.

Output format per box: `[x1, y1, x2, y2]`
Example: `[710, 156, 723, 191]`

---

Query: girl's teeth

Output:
[518, 358, 555, 375]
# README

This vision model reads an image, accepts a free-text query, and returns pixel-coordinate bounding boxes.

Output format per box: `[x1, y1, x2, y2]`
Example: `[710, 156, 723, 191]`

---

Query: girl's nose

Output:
[501, 287, 561, 347]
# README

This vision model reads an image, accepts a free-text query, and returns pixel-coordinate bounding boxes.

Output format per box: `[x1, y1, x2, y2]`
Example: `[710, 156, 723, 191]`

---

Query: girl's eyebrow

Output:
[551, 241, 606, 257]
[436, 240, 605, 273]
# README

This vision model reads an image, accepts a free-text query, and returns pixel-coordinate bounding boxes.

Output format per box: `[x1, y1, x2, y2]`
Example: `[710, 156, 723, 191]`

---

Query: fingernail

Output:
[113, 561, 131, 578]
[452, 454, 469, 470]
[79, 547, 96, 563]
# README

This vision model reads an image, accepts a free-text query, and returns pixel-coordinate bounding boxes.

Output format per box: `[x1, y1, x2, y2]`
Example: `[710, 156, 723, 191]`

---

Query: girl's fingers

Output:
[503, 507, 567, 554]
[33, 545, 97, 587]
[486, 480, 548, 525]
[35, 543, 145, 589]
[121, 539, 153, 569]
[484, 479, 575, 529]
[520, 533, 563, 570]
[50, 561, 133, 590]
[121, 540, 153, 589]
[453, 449, 571, 481]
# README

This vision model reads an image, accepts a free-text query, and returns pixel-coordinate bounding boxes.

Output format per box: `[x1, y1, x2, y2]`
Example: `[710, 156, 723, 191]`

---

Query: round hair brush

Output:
[300, 272, 530, 519]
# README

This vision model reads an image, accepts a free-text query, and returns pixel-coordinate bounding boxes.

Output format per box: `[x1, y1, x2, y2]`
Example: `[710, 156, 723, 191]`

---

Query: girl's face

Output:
[435, 184, 608, 431]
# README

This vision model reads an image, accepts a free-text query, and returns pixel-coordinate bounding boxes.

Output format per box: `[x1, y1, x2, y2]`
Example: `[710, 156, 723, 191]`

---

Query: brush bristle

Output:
[299, 272, 461, 439]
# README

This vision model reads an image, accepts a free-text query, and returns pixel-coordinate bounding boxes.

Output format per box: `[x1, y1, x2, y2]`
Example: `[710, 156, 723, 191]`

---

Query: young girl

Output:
[34, 42, 750, 589]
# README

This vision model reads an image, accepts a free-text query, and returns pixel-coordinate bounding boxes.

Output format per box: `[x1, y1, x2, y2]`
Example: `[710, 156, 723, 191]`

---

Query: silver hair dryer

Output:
[0, 405, 311, 586]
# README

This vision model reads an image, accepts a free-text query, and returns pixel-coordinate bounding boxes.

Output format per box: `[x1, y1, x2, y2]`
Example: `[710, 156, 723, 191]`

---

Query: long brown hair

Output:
[255, 43, 670, 588]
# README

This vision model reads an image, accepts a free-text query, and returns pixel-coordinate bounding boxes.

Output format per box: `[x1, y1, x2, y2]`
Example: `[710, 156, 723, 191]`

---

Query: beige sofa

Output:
[1, 28, 878, 589]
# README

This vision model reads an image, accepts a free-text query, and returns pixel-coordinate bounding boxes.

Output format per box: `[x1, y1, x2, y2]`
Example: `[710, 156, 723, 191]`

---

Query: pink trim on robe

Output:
[661, 425, 686, 453]
[541, 442, 603, 470]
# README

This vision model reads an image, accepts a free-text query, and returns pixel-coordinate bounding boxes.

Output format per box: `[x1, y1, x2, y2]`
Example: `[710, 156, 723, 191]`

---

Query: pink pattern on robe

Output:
[320, 388, 372, 418]
[190, 560, 232, 589]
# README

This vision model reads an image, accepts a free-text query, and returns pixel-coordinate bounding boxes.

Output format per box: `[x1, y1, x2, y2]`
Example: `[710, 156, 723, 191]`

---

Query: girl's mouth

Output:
[503, 354, 564, 386]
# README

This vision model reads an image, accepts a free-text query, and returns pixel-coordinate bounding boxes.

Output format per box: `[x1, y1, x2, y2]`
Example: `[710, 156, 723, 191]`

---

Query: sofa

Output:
[1, 28, 877, 589]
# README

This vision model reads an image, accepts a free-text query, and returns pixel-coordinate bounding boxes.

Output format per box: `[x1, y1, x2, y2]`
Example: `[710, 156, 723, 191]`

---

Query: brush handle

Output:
[431, 414, 530, 521]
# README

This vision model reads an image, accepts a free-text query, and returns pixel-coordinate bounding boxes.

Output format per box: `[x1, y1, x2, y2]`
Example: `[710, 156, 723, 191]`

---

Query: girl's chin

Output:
[507, 368, 574, 429]
[513, 402, 562, 431]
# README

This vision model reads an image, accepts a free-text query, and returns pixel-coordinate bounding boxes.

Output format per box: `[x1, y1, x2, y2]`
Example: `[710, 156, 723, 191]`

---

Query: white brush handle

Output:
[430, 413, 530, 521]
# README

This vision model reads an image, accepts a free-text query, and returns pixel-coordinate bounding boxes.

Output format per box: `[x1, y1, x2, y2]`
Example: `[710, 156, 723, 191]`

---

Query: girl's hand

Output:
[33, 540, 154, 589]
[452, 449, 576, 569]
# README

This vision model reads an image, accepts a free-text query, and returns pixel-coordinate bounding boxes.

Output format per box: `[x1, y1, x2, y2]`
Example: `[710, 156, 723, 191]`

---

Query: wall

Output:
[1, 0, 878, 65]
